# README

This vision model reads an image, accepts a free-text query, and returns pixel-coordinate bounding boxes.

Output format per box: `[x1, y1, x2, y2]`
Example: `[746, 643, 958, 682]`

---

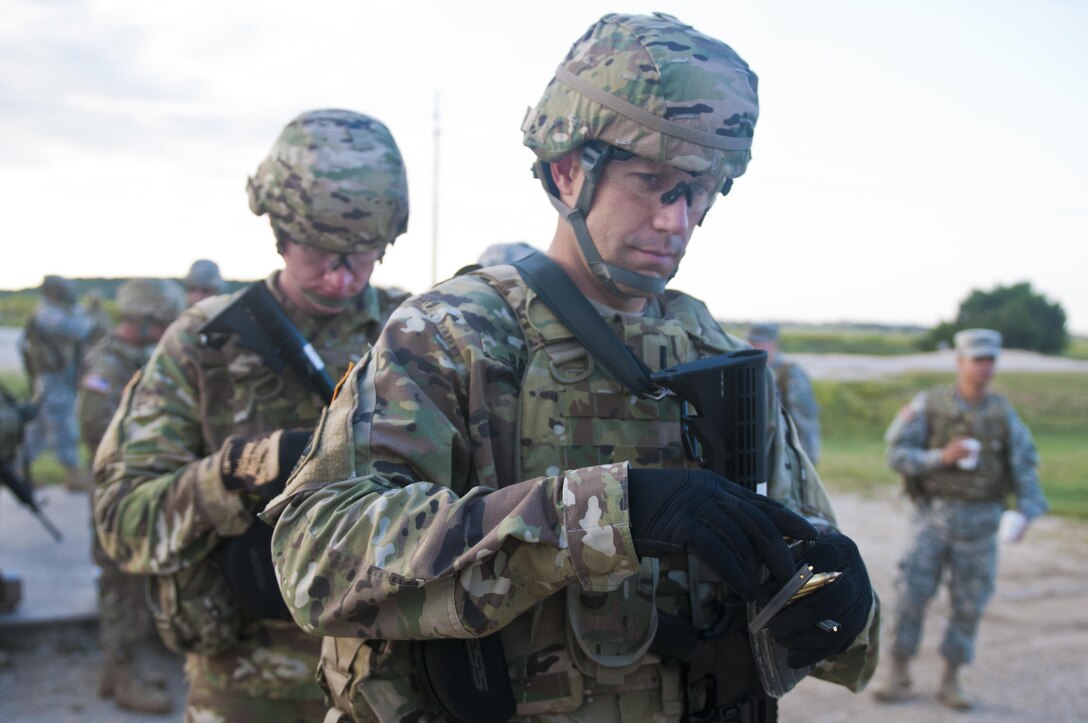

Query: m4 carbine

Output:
[197, 282, 335, 404]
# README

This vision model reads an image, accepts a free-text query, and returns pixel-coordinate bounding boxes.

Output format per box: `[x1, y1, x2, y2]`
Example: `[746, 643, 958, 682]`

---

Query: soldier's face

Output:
[279, 241, 381, 315]
[957, 355, 996, 388]
[582, 156, 711, 292]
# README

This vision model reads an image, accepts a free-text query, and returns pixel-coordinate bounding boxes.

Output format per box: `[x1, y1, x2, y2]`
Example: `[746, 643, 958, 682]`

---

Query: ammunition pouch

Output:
[147, 520, 290, 655]
[414, 634, 516, 723]
[147, 553, 241, 656]
[901, 475, 925, 500]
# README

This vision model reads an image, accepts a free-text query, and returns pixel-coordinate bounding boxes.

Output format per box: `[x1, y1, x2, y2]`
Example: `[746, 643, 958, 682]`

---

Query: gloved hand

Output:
[219, 428, 312, 503]
[766, 532, 874, 668]
[627, 468, 818, 601]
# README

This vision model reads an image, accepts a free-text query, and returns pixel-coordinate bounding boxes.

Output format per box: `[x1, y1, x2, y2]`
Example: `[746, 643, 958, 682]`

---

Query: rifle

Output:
[196, 282, 335, 403]
[648, 350, 778, 722]
[0, 381, 62, 541]
[0, 461, 63, 542]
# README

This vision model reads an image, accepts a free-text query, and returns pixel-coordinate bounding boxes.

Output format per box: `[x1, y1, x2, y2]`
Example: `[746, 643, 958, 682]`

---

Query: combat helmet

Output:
[522, 12, 759, 294]
[41, 275, 76, 305]
[116, 279, 187, 326]
[184, 259, 225, 293]
[247, 109, 409, 256]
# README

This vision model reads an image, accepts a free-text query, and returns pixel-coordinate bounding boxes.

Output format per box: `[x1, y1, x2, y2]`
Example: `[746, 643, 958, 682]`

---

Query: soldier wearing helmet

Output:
[76, 277, 187, 715]
[92, 110, 411, 721]
[264, 14, 878, 722]
[20, 274, 100, 491]
[183, 259, 226, 306]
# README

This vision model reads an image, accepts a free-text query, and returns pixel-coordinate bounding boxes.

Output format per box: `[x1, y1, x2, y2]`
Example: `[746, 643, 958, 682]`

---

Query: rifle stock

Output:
[197, 282, 335, 404]
[650, 349, 768, 492]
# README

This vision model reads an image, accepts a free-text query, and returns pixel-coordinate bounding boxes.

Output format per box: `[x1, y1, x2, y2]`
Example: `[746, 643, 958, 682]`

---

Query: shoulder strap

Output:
[511, 253, 657, 396]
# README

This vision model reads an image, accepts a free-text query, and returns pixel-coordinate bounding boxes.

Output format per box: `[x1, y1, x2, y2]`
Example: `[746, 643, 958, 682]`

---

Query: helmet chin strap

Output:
[543, 144, 669, 297]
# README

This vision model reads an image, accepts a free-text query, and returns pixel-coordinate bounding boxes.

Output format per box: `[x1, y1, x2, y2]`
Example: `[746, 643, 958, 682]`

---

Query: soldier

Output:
[476, 242, 539, 267]
[875, 329, 1048, 710]
[183, 259, 226, 307]
[0, 387, 37, 622]
[263, 13, 880, 722]
[747, 323, 822, 465]
[92, 110, 411, 721]
[20, 275, 97, 491]
[77, 278, 187, 715]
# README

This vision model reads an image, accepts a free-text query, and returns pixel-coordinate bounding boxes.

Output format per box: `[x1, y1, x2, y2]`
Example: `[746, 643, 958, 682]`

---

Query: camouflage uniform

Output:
[22, 292, 96, 470]
[771, 356, 821, 466]
[884, 385, 1047, 666]
[93, 109, 412, 722]
[264, 19, 878, 720]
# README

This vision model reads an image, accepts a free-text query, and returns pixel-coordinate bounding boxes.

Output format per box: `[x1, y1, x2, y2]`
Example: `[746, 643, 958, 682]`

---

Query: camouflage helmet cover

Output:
[247, 109, 409, 255]
[116, 279, 187, 325]
[184, 259, 224, 291]
[522, 12, 759, 185]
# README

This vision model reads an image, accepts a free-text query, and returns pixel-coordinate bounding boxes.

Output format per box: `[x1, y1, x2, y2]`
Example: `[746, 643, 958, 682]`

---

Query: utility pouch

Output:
[413, 634, 516, 723]
[147, 554, 241, 656]
[221, 520, 292, 621]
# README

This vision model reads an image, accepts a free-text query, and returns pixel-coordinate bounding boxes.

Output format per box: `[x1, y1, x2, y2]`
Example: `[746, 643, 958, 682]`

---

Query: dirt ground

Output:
[2, 330, 1085, 721]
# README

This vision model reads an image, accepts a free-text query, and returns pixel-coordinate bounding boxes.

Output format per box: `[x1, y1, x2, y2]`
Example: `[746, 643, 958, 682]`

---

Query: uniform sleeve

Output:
[885, 392, 944, 475]
[78, 351, 130, 452]
[1006, 406, 1048, 520]
[784, 363, 821, 466]
[92, 316, 248, 575]
[264, 293, 640, 640]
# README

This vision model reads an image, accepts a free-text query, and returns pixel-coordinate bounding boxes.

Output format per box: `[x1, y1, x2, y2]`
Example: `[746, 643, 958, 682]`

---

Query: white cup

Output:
[957, 438, 981, 470]
[999, 510, 1028, 542]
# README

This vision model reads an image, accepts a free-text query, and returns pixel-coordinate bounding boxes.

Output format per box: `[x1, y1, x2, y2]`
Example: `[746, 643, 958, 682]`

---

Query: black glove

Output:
[627, 468, 818, 601]
[766, 532, 874, 668]
[219, 429, 312, 503]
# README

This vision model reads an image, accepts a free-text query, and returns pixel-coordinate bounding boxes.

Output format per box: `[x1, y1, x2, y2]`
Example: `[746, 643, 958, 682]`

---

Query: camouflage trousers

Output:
[888, 498, 1002, 665]
[183, 622, 326, 723]
[25, 374, 80, 468]
[98, 561, 156, 663]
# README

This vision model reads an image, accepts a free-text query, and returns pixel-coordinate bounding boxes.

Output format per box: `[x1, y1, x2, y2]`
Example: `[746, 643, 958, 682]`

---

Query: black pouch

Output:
[414, 634, 516, 723]
[221, 520, 292, 621]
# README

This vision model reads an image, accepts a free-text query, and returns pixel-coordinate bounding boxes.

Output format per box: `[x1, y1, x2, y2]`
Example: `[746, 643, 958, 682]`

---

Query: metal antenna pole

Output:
[430, 91, 440, 288]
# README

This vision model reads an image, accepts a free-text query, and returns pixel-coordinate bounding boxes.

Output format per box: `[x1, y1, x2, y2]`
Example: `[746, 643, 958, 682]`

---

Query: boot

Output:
[64, 466, 92, 492]
[873, 655, 912, 703]
[938, 662, 973, 711]
[101, 660, 175, 715]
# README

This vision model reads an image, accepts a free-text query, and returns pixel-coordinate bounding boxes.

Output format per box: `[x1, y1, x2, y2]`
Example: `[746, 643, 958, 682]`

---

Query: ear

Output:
[549, 151, 581, 203]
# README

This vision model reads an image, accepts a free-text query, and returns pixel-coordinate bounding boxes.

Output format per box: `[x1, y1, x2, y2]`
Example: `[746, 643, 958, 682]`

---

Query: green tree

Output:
[922, 282, 1069, 354]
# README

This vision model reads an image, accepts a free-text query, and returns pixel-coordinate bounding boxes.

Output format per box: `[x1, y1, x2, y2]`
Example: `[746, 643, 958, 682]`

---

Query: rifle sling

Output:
[511, 253, 659, 397]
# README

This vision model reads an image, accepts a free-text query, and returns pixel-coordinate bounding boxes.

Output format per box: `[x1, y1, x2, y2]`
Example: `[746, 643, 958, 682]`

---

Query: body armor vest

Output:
[480, 267, 741, 715]
[920, 386, 1012, 502]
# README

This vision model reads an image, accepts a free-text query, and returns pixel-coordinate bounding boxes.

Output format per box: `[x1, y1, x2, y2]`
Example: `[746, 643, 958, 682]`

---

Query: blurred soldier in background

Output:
[77, 278, 186, 715]
[20, 275, 99, 491]
[93, 109, 411, 722]
[747, 323, 822, 465]
[876, 329, 1048, 710]
[183, 259, 226, 307]
[263, 14, 878, 722]
[476, 241, 539, 267]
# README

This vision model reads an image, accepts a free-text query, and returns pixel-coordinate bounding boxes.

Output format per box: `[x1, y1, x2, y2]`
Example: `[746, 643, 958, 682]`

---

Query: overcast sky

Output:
[2, 0, 1086, 333]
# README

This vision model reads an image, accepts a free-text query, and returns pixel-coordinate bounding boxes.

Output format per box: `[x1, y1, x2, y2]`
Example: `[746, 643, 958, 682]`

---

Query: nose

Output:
[323, 264, 358, 292]
[653, 194, 692, 236]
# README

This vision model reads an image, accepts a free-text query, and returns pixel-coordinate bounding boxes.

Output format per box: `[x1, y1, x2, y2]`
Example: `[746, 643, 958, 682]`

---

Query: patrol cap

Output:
[184, 259, 224, 292]
[954, 328, 1002, 359]
[747, 323, 780, 343]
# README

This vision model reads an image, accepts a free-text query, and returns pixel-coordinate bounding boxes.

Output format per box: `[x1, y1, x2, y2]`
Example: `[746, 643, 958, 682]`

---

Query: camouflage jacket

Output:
[885, 385, 1048, 519]
[21, 299, 96, 381]
[77, 333, 149, 452]
[264, 268, 880, 717]
[92, 272, 408, 700]
[772, 356, 821, 466]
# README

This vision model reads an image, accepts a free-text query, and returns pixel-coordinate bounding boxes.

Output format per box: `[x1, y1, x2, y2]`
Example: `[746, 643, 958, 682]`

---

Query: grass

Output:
[816, 372, 1088, 520]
